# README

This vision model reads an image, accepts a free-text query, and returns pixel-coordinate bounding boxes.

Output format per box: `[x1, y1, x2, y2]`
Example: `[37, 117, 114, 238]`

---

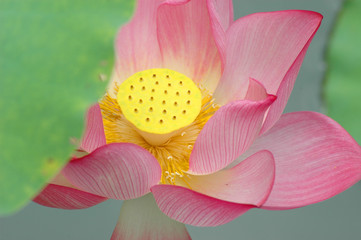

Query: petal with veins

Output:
[63, 143, 161, 200]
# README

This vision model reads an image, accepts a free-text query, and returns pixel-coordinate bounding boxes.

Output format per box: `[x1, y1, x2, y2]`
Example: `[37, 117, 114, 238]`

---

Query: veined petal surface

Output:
[63, 143, 161, 200]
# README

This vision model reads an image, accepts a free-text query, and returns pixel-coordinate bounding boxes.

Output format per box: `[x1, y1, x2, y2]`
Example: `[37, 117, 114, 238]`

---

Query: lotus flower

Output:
[34, 0, 361, 239]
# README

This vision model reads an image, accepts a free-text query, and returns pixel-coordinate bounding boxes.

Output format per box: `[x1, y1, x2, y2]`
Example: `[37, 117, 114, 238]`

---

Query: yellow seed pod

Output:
[117, 69, 202, 134]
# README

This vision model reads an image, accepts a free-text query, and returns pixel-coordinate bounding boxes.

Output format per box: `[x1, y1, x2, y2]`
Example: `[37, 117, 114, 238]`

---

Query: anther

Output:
[146, 117, 150, 122]
[162, 100, 166, 105]
[134, 108, 138, 113]
[173, 116, 177, 120]
[179, 81, 183, 85]
[130, 85, 134, 90]
[168, 83, 171, 87]
[187, 100, 191, 105]
[182, 110, 187, 114]
[153, 74, 156, 78]
[176, 92, 180, 96]
[152, 89, 155, 92]
[128, 95, 132, 100]
[163, 110, 167, 114]
[159, 119, 164, 124]
[149, 107, 153, 112]
[174, 102, 178, 106]
[155, 81, 159, 85]
[164, 90, 168, 94]
[142, 86, 146, 91]
[139, 99, 143, 104]
[150, 96, 154, 101]
[187, 90, 191, 95]
[139, 77, 144, 82]
[166, 75, 170, 78]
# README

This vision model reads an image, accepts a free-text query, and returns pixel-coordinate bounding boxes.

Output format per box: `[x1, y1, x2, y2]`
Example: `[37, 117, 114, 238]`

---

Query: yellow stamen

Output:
[99, 70, 220, 185]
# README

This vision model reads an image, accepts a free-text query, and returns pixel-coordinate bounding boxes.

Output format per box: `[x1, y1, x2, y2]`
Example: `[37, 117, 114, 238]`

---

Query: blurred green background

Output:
[1, 0, 361, 239]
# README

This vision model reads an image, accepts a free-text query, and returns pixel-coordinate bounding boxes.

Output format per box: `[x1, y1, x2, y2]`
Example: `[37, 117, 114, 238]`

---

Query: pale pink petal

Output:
[186, 150, 275, 206]
[111, 0, 188, 91]
[151, 185, 253, 227]
[157, 0, 222, 91]
[80, 104, 106, 153]
[33, 184, 107, 209]
[111, 194, 190, 240]
[206, 0, 234, 65]
[239, 112, 361, 209]
[63, 143, 161, 200]
[244, 78, 268, 101]
[188, 95, 276, 175]
[214, 10, 322, 104]
[259, 32, 317, 134]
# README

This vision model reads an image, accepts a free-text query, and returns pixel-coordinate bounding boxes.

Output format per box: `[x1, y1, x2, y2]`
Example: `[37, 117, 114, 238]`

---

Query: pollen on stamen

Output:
[102, 71, 219, 185]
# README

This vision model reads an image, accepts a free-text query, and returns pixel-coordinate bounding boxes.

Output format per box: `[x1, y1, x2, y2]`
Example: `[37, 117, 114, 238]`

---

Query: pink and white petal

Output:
[63, 143, 161, 200]
[151, 185, 253, 227]
[244, 78, 269, 101]
[111, 0, 189, 92]
[188, 95, 276, 175]
[186, 150, 275, 206]
[240, 112, 361, 209]
[206, 0, 234, 64]
[214, 10, 322, 104]
[79, 104, 106, 153]
[157, 0, 222, 91]
[33, 184, 107, 209]
[259, 34, 316, 135]
[111, 194, 190, 240]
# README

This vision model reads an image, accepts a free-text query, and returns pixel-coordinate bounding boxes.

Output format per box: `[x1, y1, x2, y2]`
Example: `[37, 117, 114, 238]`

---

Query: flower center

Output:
[100, 68, 219, 184]
[117, 69, 202, 136]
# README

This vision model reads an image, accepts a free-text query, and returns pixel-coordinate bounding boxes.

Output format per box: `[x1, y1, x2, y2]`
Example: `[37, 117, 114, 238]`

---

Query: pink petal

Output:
[206, 0, 234, 65]
[80, 104, 106, 153]
[241, 112, 361, 209]
[244, 78, 268, 101]
[188, 95, 276, 175]
[157, 0, 223, 91]
[151, 185, 253, 227]
[63, 143, 161, 200]
[111, 194, 190, 240]
[33, 184, 107, 209]
[187, 150, 275, 206]
[112, 0, 188, 89]
[259, 31, 318, 134]
[214, 10, 322, 104]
